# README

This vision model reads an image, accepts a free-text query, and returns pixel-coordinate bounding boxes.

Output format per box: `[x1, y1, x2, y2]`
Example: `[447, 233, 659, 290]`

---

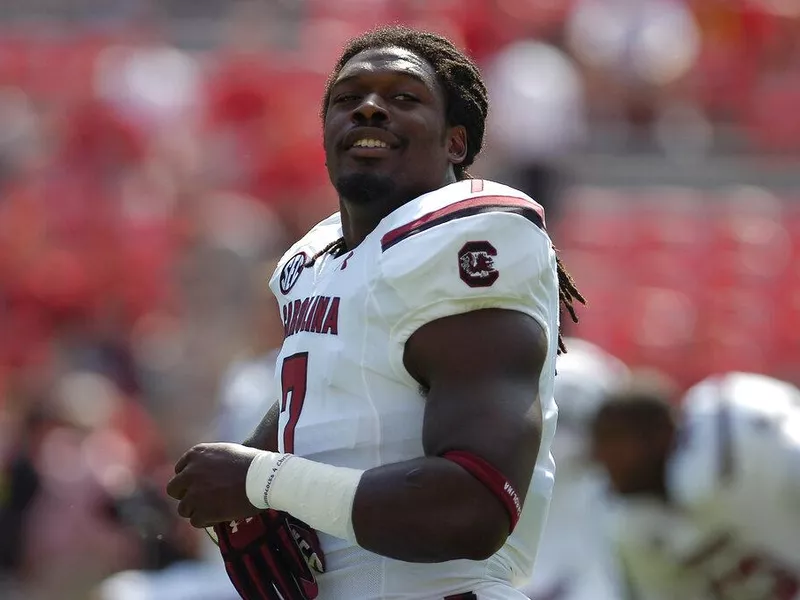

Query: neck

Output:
[629, 461, 671, 503]
[338, 198, 386, 250]
[339, 170, 459, 249]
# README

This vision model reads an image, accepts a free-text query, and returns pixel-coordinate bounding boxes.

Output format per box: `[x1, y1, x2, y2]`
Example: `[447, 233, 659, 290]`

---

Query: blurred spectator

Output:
[93, 28, 202, 135]
[95, 261, 284, 600]
[565, 0, 703, 152]
[485, 36, 586, 223]
[16, 369, 186, 600]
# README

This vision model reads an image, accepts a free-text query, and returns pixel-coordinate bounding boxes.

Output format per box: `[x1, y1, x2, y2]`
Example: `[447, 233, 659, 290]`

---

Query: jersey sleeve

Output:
[379, 204, 558, 381]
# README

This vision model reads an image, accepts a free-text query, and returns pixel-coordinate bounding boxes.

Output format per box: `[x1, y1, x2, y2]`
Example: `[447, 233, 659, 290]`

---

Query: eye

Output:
[332, 93, 360, 104]
[393, 93, 419, 102]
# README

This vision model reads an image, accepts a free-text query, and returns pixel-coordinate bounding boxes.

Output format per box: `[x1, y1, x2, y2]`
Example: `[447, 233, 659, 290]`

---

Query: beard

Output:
[334, 171, 398, 206]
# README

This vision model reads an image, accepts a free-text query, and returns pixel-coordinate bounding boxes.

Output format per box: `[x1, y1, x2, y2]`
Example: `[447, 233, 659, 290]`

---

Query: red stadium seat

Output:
[746, 74, 800, 153]
[558, 187, 800, 385]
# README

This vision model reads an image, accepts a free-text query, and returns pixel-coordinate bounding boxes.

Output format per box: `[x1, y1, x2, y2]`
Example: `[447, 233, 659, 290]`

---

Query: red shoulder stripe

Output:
[380, 195, 545, 252]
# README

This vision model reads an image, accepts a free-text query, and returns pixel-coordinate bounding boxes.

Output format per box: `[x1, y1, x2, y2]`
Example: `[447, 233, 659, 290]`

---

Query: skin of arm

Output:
[242, 401, 279, 452]
[351, 308, 547, 562]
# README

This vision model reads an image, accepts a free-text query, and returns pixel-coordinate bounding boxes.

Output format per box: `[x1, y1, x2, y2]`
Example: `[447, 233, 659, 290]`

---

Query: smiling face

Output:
[323, 46, 467, 207]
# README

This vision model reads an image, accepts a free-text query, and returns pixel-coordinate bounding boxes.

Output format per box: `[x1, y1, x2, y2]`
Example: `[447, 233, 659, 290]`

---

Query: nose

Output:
[352, 93, 388, 124]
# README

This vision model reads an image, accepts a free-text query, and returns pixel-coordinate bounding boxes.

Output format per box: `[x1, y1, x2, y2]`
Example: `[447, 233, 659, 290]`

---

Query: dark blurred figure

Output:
[590, 372, 800, 600]
[0, 410, 42, 598]
[590, 374, 678, 497]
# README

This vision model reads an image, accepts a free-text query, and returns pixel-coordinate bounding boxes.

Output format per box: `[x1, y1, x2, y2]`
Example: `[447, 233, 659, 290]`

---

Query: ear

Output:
[447, 125, 468, 166]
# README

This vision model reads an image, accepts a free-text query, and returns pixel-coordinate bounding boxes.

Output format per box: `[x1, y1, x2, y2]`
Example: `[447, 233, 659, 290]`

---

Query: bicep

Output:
[405, 308, 548, 501]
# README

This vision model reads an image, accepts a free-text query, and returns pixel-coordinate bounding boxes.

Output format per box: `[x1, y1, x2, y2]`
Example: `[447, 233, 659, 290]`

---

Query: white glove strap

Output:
[245, 451, 364, 542]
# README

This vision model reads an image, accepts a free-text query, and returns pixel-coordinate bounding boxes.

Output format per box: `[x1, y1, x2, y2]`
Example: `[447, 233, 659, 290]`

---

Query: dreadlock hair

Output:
[309, 25, 585, 353]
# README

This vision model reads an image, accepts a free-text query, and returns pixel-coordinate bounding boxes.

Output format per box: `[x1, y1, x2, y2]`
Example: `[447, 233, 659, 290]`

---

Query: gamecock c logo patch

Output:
[458, 241, 499, 288]
[279, 252, 307, 295]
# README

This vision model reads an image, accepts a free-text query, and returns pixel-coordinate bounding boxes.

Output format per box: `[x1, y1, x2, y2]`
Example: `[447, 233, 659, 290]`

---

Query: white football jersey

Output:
[612, 373, 800, 600]
[268, 179, 560, 599]
[522, 339, 628, 600]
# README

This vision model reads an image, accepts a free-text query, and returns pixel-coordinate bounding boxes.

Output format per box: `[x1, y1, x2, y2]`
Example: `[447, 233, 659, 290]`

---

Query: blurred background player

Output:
[591, 373, 800, 600]
[521, 338, 628, 600]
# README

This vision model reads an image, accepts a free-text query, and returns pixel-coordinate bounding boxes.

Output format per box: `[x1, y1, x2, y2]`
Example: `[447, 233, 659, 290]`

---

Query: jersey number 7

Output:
[280, 353, 308, 454]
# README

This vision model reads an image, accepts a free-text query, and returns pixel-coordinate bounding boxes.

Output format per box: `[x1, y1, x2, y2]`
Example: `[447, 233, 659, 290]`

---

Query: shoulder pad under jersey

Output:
[376, 179, 558, 380]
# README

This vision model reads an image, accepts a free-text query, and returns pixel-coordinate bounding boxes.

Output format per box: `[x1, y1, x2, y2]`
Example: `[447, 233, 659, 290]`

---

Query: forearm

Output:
[247, 451, 511, 563]
[242, 401, 279, 451]
[352, 456, 509, 562]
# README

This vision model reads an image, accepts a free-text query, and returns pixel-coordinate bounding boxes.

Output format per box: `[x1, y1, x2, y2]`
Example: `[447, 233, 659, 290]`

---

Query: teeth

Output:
[352, 138, 389, 149]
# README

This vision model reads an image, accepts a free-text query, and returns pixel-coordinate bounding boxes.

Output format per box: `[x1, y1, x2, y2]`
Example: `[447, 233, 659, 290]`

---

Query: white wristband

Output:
[245, 450, 364, 542]
[245, 451, 293, 509]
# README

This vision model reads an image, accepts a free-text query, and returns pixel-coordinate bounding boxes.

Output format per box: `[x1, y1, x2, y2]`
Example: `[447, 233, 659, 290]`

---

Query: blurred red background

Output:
[0, 1, 798, 598]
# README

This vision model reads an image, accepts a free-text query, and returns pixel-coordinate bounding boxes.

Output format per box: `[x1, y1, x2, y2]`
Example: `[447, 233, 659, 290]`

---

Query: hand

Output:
[209, 511, 326, 600]
[166, 442, 263, 528]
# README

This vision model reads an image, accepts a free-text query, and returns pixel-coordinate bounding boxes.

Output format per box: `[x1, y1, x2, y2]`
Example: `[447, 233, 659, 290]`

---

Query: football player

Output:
[520, 338, 628, 600]
[591, 372, 800, 600]
[166, 25, 586, 600]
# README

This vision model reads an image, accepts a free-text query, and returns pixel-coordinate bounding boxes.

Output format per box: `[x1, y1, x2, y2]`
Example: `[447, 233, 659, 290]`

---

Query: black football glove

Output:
[208, 510, 325, 600]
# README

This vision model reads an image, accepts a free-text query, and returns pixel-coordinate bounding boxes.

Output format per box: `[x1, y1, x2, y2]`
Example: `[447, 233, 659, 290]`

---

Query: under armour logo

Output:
[229, 517, 254, 534]
[341, 251, 354, 270]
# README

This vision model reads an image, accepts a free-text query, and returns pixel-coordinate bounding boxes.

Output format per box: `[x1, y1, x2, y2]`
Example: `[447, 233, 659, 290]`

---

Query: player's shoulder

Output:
[378, 179, 547, 253]
[269, 212, 342, 294]
[682, 372, 800, 424]
[667, 372, 800, 509]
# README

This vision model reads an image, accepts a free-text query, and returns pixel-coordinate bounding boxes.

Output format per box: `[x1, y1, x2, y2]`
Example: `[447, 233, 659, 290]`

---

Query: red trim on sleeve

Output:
[380, 195, 545, 252]
[443, 450, 522, 533]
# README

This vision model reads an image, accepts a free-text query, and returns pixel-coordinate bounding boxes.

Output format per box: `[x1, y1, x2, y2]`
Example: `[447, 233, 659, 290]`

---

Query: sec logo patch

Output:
[279, 252, 307, 295]
[458, 241, 498, 288]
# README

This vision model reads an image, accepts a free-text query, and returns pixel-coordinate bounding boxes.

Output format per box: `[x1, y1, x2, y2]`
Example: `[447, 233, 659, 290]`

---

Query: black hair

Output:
[593, 377, 679, 433]
[312, 25, 585, 353]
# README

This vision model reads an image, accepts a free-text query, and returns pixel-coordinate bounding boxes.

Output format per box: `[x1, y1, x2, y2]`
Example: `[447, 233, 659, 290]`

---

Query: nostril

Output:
[352, 111, 388, 126]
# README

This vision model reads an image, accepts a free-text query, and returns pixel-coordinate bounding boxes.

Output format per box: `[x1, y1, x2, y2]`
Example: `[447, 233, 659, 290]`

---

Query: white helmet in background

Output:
[668, 372, 800, 509]
[553, 338, 629, 469]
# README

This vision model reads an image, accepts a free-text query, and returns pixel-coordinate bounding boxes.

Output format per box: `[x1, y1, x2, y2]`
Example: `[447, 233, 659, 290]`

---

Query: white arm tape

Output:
[246, 451, 364, 542]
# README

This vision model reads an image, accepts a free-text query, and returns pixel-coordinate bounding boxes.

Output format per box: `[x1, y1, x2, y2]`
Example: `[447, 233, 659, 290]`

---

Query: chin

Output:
[335, 171, 398, 206]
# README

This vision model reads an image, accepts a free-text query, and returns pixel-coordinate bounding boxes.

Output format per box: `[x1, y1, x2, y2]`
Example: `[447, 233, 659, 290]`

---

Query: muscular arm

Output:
[242, 401, 279, 452]
[352, 308, 547, 562]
